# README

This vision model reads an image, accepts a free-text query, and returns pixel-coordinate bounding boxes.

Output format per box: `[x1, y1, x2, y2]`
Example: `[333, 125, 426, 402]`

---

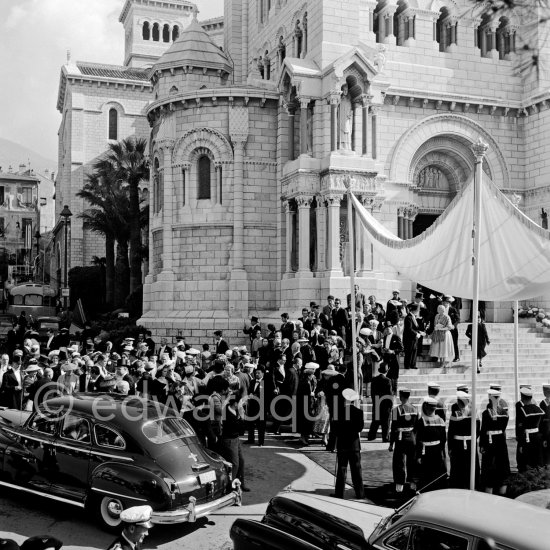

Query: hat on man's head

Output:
[251, 316, 259, 323]
[520, 385, 533, 397]
[13, 349, 23, 357]
[359, 327, 372, 337]
[415, 292, 424, 299]
[490, 384, 502, 391]
[392, 289, 400, 294]
[60, 328, 69, 333]
[456, 383, 469, 392]
[342, 388, 360, 402]
[543, 383, 550, 391]
[321, 364, 338, 377]
[119, 505, 153, 528]
[24, 365, 41, 374]
[488, 388, 501, 397]
[304, 362, 319, 372]
[399, 388, 411, 397]
[427, 381, 440, 389]
[384, 320, 393, 328]
[443, 295, 455, 303]
[378, 362, 388, 373]
[20, 537, 63, 550]
[424, 396, 438, 407]
[457, 391, 470, 401]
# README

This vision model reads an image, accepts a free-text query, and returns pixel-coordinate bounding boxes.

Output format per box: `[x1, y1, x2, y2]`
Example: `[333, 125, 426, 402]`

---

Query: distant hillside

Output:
[0, 138, 56, 174]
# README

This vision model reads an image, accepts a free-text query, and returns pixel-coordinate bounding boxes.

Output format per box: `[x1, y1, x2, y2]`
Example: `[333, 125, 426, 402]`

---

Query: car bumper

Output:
[150, 489, 241, 525]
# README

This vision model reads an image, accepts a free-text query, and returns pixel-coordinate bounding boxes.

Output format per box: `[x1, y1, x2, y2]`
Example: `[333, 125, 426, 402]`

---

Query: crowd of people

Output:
[0, 288, 543, 501]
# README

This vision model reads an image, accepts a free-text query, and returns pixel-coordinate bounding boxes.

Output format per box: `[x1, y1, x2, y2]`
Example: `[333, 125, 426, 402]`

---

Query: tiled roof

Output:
[0, 173, 39, 183]
[76, 62, 150, 82]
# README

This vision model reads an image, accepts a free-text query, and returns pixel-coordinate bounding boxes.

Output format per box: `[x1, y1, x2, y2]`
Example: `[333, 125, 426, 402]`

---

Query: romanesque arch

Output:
[389, 114, 510, 188]
[171, 128, 233, 166]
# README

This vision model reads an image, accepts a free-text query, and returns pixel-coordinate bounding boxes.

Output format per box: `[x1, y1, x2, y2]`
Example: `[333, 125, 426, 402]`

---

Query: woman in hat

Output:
[466, 310, 490, 373]
[429, 304, 455, 368]
[480, 389, 510, 495]
[22, 364, 42, 410]
[57, 363, 79, 394]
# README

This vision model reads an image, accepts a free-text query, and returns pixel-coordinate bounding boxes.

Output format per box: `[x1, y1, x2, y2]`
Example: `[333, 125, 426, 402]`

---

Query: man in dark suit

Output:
[368, 363, 393, 442]
[243, 316, 261, 345]
[331, 298, 348, 342]
[333, 388, 365, 499]
[347, 284, 366, 314]
[386, 290, 402, 326]
[156, 337, 172, 361]
[0, 353, 24, 409]
[280, 313, 295, 342]
[6, 324, 18, 358]
[246, 367, 266, 446]
[381, 321, 404, 393]
[214, 331, 229, 356]
[324, 364, 350, 452]
[403, 303, 423, 370]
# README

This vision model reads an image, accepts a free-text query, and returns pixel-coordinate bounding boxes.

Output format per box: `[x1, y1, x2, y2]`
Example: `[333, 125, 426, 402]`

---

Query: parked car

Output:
[33, 316, 60, 344]
[0, 393, 241, 531]
[230, 490, 549, 550]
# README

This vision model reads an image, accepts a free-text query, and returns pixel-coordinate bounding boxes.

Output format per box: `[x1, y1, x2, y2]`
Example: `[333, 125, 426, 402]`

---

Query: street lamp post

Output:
[60, 205, 72, 310]
[34, 230, 41, 283]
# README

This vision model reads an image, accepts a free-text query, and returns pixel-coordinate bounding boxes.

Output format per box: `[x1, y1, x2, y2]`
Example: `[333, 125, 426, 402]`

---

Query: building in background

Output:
[0, 168, 40, 290]
[53, 0, 224, 300]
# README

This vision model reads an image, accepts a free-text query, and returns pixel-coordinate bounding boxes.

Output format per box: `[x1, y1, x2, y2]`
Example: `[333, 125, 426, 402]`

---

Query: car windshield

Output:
[141, 416, 194, 444]
[39, 322, 58, 329]
[370, 496, 418, 540]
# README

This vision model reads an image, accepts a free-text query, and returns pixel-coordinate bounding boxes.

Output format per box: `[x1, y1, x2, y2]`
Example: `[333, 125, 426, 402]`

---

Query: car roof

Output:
[404, 490, 550, 549]
[41, 393, 172, 434]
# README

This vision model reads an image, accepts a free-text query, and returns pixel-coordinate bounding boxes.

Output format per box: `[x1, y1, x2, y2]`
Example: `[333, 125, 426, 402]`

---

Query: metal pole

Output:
[346, 186, 359, 394]
[514, 300, 519, 404]
[470, 139, 488, 491]
[64, 218, 68, 310]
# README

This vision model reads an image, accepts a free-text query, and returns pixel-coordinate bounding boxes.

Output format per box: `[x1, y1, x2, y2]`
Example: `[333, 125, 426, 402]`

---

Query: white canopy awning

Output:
[350, 177, 550, 301]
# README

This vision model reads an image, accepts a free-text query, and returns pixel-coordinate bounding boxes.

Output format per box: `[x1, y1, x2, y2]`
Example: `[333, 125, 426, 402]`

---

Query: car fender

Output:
[88, 461, 172, 510]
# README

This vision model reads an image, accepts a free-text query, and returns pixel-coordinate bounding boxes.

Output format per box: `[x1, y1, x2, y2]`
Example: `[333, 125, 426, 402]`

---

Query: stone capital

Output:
[324, 193, 343, 206]
[328, 91, 342, 105]
[296, 195, 314, 208]
[360, 94, 374, 107]
[471, 138, 489, 160]
[283, 199, 295, 213]
[157, 138, 175, 152]
[298, 97, 311, 109]
[231, 134, 248, 147]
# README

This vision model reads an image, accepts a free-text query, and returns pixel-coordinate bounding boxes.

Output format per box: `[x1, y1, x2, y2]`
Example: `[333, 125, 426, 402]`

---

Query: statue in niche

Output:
[338, 84, 353, 150]
[541, 208, 548, 229]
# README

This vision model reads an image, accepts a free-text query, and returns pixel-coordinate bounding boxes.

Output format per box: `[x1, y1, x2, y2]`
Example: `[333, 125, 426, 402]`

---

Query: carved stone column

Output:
[180, 162, 190, 209]
[316, 195, 327, 272]
[408, 205, 418, 239]
[284, 200, 294, 275]
[352, 100, 361, 153]
[370, 105, 379, 160]
[159, 139, 175, 276]
[397, 207, 405, 239]
[298, 97, 310, 156]
[403, 208, 411, 240]
[329, 92, 340, 152]
[296, 195, 313, 276]
[361, 94, 372, 157]
[287, 104, 296, 161]
[325, 193, 344, 275]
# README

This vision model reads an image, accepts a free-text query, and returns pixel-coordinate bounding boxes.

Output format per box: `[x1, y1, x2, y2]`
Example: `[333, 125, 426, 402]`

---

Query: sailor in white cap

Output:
[515, 385, 544, 472]
[540, 383, 550, 466]
[425, 382, 446, 421]
[448, 390, 480, 489]
[106, 505, 153, 550]
[333, 387, 365, 500]
[389, 388, 418, 493]
[479, 388, 511, 494]
[416, 396, 448, 491]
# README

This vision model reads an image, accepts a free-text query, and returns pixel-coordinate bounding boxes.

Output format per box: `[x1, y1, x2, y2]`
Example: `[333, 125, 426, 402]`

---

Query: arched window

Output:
[142, 22, 150, 40]
[108, 108, 118, 140]
[152, 23, 160, 41]
[163, 24, 170, 42]
[197, 156, 211, 200]
[172, 25, 179, 41]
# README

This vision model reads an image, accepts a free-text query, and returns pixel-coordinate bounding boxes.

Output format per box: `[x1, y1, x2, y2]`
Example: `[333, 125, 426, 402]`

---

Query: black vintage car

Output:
[0, 393, 241, 530]
[230, 490, 550, 550]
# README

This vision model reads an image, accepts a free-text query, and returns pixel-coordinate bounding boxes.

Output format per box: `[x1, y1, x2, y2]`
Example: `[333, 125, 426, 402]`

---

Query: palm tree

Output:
[78, 170, 131, 308]
[102, 137, 149, 293]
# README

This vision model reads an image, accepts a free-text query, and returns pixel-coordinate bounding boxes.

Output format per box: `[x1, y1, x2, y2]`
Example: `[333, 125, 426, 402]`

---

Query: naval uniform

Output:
[516, 400, 544, 472]
[390, 403, 418, 486]
[415, 413, 447, 491]
[448, 405, 480, 489]
[539, 398, 550, 467]
[480, 405, 510, 489]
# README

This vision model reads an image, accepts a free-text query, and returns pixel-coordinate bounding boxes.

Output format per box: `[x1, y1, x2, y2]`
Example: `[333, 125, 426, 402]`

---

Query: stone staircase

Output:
[361, 320, 550, 436]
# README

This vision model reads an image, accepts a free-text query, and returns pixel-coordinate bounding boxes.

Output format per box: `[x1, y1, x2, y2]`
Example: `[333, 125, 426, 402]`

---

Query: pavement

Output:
[0, 434, 340, 550]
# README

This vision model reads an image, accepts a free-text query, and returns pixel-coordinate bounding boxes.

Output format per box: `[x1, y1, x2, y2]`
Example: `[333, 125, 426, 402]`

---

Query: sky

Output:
[0, 0, 224, 163]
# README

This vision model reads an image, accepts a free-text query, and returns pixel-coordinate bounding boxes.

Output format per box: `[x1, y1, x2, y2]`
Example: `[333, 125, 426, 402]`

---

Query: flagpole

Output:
[345, 178, 359, 394]
[470, 138, 488, 491]
[514, 300, 519, 404]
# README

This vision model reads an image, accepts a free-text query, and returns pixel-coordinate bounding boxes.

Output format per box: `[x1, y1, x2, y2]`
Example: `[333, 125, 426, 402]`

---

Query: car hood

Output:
[269, 492, 393, 538]
[0, 409, 32, 428]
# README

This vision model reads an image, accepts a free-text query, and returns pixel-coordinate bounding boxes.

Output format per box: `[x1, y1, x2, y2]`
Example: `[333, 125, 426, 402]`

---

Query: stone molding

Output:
[171, 127, 233, 166]
[389, 113, 510, 188]
[320, 171, 382, 194]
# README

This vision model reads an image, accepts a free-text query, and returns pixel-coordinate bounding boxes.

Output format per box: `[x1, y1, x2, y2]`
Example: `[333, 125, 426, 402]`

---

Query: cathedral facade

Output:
[57, 0, 550, 341]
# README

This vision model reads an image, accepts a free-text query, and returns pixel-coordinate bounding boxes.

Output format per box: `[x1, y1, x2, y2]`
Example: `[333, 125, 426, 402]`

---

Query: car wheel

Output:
[97, 495, 125, 532]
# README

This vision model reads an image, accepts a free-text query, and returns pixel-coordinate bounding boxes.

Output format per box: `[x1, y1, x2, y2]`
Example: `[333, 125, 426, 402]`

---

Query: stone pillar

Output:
[231, 138, 246, 267]
[489, 22, 499, 59]
[408, 16, 415, 40]
[159, 140, 175, 275]
[408, 206, 417, 239]
[330, 93, 340, 152]
[480, 26, 487, 56]
[315, 195, 327, 272]
[299, 97, 310, 156]
[370, 105, 379, 160]
[287, 105, 296, 161]
[284, 200, 294, 275]
[384, 10, 396, 45]
[212, 164, 219, 206]
[181, 163, 190, 208]
[397, 208, 405, 239]
[357, 195, 374, 274]
[325, 193, 343, 275]
[403, 209, 410, 239]
[296, 195, 313, 276]
[361, 94, 372, 157]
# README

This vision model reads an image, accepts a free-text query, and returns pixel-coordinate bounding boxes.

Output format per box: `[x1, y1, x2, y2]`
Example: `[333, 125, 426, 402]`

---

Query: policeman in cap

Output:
[540, 383, 550, 467]
[107, 505, 153, 550]
[425, 382, 446, 421]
